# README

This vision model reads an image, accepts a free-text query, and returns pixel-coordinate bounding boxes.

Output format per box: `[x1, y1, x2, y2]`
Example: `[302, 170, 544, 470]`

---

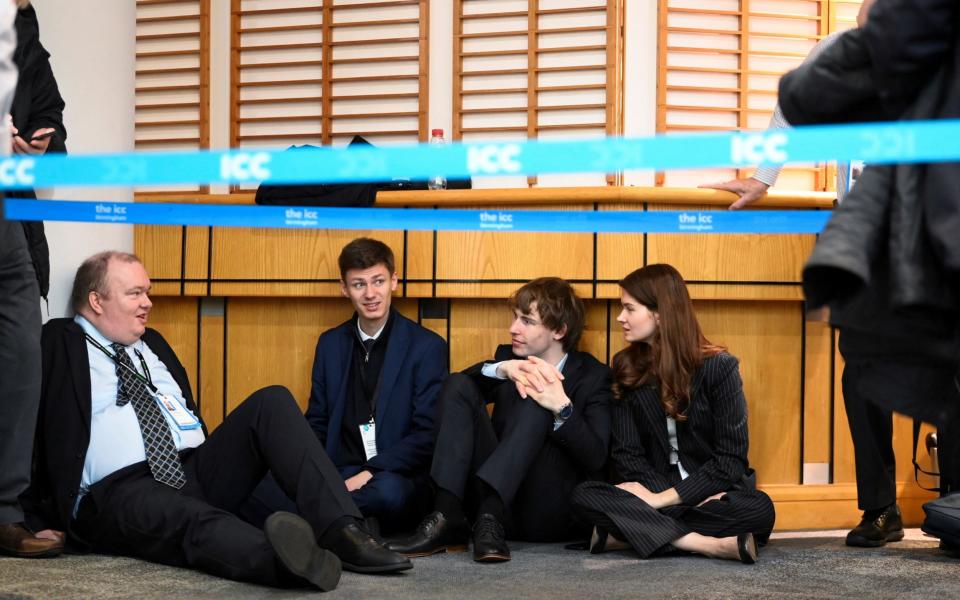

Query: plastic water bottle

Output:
[427, 128, 447, 190]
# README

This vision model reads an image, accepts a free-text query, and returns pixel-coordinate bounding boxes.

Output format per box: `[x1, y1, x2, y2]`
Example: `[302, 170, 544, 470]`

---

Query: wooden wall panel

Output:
[581, 301, 610, 367]
[802, 320, 833, 480]
[698, 301, 803, 485]
[448, 299, 514, 372]
[136, 225, 184, 281]
[405, 230, 435, 289]
[831, 343, 855, 483]
[225, 298, 354, 413]
[145, 297, 199, 402]
[646, 205, 815, 283]
[437, 230, 593, 283]
[210, 228, 405, 282]
[199, 304, 225, 431]
[596, 204, 645, 282]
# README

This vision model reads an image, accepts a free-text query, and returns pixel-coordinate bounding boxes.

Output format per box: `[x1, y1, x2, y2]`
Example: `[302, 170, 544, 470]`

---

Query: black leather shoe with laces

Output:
[326, 522, 413, 573]
[846, 504, 904, 548]
[384, 511, 469, 557]
[472, 513, 510, 563]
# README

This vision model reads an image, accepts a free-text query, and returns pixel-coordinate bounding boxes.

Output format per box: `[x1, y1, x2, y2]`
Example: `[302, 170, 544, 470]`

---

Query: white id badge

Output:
[359, 420, 378, 461]
[156, 393, 202, 430]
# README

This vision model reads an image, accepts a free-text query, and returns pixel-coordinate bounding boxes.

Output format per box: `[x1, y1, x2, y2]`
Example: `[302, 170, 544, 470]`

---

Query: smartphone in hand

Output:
[16, 129, 55, 141]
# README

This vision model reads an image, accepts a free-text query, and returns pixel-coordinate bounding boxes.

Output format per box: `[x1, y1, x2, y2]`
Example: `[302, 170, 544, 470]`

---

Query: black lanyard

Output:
[84, 334, 158, 394]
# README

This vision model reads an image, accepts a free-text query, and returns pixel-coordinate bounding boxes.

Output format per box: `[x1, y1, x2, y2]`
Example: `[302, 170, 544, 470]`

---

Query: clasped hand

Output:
[498, 356, 569, 414]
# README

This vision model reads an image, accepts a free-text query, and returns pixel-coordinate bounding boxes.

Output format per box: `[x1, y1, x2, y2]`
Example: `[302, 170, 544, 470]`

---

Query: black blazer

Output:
[21, 318, 200, 537]
[611, 352, 753, 506]
[465, 345, 612, 475]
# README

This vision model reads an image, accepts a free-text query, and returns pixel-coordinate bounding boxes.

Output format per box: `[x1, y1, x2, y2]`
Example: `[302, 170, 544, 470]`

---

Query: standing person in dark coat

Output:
[570, 265, 775, 564]
[0, 0, 63, 559]
[10, 0, 67, 302]
[779, 0, 960, 549]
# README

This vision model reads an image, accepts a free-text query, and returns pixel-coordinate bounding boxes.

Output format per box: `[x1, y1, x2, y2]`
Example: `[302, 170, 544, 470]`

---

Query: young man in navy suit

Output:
[248, 238, 447, 534]
[307, 238, 447, 532]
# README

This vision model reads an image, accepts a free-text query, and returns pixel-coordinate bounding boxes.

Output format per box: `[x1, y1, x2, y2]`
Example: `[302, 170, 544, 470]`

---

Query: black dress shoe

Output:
[846, 504, 904, 548]
[472, 513, 510, 563]
[327, 522, 413, 574]
[0, 522, 63, 558]
[385, 511, 469, 557]
[737, 532, 758, 564]
[265, 512, 341, 591]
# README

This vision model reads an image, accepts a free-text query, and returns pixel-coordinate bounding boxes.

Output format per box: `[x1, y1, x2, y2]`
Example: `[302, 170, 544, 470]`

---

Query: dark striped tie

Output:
[112, 343, 187, 489]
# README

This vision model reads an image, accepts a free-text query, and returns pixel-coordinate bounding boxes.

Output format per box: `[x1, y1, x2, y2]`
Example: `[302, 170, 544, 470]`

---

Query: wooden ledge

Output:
[134, 186, 836, 209]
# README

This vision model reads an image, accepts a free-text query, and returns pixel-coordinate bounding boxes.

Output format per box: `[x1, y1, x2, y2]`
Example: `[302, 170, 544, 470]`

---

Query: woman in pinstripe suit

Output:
[570, 264, 775, 564]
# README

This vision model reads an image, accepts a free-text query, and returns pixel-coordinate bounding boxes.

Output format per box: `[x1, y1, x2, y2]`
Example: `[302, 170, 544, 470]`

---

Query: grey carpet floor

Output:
[1, 529, 958, 600]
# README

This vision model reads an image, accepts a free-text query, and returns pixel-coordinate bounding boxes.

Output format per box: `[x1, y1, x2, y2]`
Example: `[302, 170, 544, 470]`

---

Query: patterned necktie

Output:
[112, 343, 187, 489]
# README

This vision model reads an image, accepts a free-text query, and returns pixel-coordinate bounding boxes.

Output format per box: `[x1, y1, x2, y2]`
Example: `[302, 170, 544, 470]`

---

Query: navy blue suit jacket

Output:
[305, 310, 447, 476]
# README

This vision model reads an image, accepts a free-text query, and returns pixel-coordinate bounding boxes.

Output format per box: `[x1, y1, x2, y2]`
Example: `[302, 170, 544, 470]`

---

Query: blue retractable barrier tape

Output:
[0, 119, 956, 189]
[3, 199, 831, 234]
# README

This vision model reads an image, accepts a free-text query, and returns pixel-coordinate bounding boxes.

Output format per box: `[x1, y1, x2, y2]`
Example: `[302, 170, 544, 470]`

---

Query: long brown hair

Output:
[611, 264, 724, 420]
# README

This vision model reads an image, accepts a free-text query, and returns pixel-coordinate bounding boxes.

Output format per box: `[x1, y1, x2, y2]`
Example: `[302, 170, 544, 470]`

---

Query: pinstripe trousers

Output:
[570, 481, 775, 558]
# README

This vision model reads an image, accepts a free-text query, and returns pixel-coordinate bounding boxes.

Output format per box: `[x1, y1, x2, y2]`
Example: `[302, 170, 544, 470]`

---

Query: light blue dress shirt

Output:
[481, 354, 568, 380]
[76, 315, 205, 505]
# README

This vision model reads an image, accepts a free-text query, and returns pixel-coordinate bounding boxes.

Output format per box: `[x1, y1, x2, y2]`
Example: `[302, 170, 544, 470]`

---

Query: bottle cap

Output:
[431, 128, 444, 137]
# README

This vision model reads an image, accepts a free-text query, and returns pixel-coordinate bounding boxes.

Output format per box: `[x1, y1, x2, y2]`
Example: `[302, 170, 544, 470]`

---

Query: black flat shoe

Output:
[589, 526, 630, 554]
[265, 512, 342, 591]
[472, 513, 510, 563]
[327, 522, 413, 574]
[384, 511, 469, 558]
[737, 532, 758, 565]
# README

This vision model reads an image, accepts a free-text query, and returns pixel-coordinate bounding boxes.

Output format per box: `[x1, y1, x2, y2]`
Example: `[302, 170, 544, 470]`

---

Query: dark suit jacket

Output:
[611, 352, 754, 506]
[21, 318, 200, 537]
[466, 344, 612, 477]
[305, 311, 447, 476]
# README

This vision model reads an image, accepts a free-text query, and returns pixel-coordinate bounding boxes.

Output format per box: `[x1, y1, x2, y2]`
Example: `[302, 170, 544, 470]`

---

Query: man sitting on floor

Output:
[245, 237, 447, 535]
[21, 251, 411, 592]
[387, 277, 611, 562]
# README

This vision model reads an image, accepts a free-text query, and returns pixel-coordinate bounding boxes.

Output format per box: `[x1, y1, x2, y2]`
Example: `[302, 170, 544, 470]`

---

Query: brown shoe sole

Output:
[0, 546, 63, 559]
[404, 543, 468, 558]
[473, 551, 511, 563]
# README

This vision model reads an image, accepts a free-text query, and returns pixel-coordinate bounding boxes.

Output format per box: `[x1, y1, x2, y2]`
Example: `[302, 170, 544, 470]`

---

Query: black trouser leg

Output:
[842, 363, 897, 511]
[0, 221, 40, 525]
[430, 374, 499, 501]
[933, 373, 960, 496]
[476, 396, 553, 507]
[191, 385, 361, 537]
[74, 466, 293, 587]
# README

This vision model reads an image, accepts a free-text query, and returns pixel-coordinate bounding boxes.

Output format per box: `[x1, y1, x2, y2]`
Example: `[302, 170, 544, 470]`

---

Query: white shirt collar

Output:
[75, 314, 143, 352]
[356, 316, 387, 342]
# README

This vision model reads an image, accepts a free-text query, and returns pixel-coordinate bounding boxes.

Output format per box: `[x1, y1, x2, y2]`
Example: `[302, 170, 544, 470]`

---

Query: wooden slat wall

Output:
[135, 0, 209, 193]
[454, 0, 624, 187]
[231, 0, 428, 156]
[655, 0, 861, 190]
